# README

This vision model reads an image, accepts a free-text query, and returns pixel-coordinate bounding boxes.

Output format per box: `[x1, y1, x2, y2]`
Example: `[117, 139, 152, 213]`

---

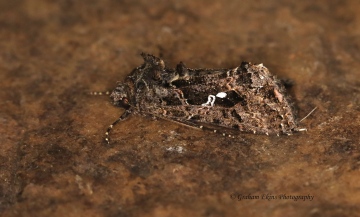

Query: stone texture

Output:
[0, 0, 360, 216]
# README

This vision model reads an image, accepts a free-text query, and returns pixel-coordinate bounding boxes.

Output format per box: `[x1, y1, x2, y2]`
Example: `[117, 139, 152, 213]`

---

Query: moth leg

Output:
[88, 91, 111, 96]
[161, 116, 237, 138]
[154, 106, 238, 138]
[105, 110, 131, 144]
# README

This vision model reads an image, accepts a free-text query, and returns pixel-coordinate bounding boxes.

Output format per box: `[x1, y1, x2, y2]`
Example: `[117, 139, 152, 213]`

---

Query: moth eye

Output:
[123, 97, 129, 104]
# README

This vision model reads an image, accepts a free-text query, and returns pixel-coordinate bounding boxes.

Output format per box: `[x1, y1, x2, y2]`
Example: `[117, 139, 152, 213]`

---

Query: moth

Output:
[91, 53, 306, 143]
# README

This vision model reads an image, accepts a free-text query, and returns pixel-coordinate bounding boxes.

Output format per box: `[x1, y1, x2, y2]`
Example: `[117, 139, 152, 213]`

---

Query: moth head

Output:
[110, 84, 130, 108]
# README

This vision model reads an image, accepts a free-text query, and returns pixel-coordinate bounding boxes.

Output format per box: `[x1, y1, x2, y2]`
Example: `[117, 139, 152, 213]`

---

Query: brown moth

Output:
[92, 53, 306, 143]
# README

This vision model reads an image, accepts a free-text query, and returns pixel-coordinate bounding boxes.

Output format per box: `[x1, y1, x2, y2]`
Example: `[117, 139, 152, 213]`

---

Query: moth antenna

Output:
[88, 91, 111, 96]
[105, 110, 131, 144]
[299, 106, 317, 123]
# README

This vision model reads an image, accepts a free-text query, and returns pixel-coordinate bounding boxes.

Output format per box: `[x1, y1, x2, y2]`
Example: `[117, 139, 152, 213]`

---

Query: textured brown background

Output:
[1, 0, 360, 216]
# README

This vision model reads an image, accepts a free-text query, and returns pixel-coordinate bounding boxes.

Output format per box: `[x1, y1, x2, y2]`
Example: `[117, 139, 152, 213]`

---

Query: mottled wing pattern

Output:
[133, 57, 299, 136]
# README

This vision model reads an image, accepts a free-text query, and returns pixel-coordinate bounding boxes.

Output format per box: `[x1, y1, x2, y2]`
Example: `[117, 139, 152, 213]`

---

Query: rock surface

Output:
[1, 0, 360, 216]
